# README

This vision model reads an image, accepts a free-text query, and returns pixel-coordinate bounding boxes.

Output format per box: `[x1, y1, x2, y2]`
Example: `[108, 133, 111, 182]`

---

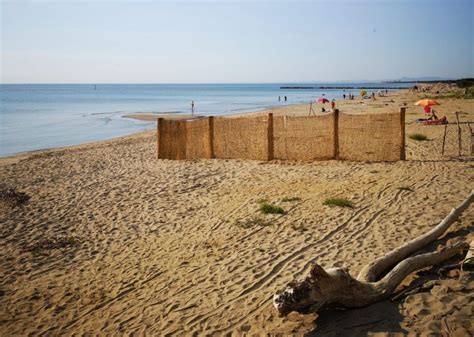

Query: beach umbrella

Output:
[318, 98, 329, 103]
[414, 99, 440, 107]
[360, 90, 367, 97]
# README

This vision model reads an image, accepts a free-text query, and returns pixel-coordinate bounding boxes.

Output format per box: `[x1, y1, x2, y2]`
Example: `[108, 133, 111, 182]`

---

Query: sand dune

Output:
[1, 87, 473, 336]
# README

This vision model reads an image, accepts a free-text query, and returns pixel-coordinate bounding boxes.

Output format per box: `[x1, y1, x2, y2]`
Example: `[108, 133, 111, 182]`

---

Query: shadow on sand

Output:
[305, 299, 406, 336]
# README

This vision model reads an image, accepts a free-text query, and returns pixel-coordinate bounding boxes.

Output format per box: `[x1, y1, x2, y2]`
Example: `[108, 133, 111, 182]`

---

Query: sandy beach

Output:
[1, 86, 473, 336]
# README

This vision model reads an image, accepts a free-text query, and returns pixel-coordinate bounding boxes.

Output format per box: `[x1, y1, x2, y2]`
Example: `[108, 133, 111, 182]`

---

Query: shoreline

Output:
[1, 85, 414, 159]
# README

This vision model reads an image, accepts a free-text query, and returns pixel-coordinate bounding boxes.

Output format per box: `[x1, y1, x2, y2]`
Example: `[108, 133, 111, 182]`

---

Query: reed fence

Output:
[157, 108, 406, 162]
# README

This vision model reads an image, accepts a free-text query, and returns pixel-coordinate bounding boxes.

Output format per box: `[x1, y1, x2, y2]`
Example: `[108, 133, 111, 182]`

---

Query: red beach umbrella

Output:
[318, 98, 329, 104]
[415, 99, 440, 107]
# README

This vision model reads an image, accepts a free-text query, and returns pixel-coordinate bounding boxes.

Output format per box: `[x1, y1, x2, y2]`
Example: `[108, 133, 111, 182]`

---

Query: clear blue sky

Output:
[1, 0, 473, 83]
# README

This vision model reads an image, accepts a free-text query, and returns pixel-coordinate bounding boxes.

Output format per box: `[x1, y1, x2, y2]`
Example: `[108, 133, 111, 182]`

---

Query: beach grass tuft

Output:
[291, 223, 308, 232]
[323, 198, 353, 208]
[28, 236, 81, 255]
[398, 186, 414, 192]
[0, 186, 30, 208]
[281, 196, 301, 202]
[259, 202, 285, 214]
[235, 217, 273, 229]
[409, 133, 428, 141]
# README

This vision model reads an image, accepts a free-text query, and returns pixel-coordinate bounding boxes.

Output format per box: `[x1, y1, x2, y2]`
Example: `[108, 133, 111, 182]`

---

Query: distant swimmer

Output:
[191, 100, 195, 114]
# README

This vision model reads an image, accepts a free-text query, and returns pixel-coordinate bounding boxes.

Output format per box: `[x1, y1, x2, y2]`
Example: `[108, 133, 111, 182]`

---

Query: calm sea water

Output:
[0, 83, 411, 156]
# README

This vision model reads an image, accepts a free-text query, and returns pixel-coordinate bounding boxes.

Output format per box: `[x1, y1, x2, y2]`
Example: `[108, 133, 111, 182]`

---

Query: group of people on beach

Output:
[278, 96, 288, 102]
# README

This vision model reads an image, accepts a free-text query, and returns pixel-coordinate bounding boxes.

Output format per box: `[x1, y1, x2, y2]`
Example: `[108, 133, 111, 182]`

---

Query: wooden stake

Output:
[157, 118, 163, 159]
[209, 116, 215, 159]
[441, 123, 447, 155]
[399, 107, 406, 160]
[467, 122, 473, 155]
[309, 101, 316, 116]
[267, 113, 274, 161]
[455, 111, 462, 156]
[334, 109, 340, 160]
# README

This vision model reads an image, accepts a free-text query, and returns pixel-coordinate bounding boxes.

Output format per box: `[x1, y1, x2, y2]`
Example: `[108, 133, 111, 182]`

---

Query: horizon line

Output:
[1, 78, 467, 85]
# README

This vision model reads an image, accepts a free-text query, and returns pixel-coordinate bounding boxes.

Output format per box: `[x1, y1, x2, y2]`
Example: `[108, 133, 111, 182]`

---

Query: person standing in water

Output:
[284, 96, 287, 102]
[191, 100, 195, 115]
[278, 96, 281, 101]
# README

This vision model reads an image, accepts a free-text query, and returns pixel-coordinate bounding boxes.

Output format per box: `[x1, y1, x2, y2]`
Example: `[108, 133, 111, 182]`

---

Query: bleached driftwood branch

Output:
[273, 191, 473, 316]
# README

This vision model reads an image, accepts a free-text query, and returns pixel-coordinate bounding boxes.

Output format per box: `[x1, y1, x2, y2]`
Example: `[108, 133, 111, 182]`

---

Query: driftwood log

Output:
[273, 191, 473, 316]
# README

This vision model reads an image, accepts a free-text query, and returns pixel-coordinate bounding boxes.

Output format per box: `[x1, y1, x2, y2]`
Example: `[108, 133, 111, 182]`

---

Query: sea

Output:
[0, 83, 412, 156]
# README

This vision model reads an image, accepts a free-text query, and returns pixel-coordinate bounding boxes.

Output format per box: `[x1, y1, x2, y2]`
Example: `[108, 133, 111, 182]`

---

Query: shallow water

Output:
[0, 83, 411, 156]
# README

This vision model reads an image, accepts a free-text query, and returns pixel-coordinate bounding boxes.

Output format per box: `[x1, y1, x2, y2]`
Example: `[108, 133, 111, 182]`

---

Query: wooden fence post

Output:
[399, 107, 406, 160]
[441, 124, 448, 155]
[468, 122, 473, 155]
[455, 112, 462, 156]
[157, 118, 164, 159]
[333, 109, 339, 160]
[209, 116, 215, 159]
[268, 113, 274, 161]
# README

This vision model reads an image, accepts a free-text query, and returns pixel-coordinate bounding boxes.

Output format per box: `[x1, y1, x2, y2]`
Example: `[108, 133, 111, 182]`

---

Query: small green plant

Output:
[235, 217, 273, 229]
[397, 186, 414, 192]
[30, 289, 41, 300]
[282, 196, 301, 202]
[256, 198, 268, 204]
[291, 223, 308, 232]
[260, 202, 285, 214]
[28, 236, 81, 254]
[409, 133, 428, 141]
[323, 198, 353, 208]
[0, 185, 30, 208]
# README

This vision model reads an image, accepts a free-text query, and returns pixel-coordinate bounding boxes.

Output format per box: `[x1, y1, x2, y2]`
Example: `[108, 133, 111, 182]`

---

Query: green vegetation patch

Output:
[291, 223, 308, 232]
[397, 186, 414, 192]
[0, 186, 30, 208]
[235, 217, 273, 229]
[259, 202, 285, 214]
[409, 133, 428, 141]
[323, 198, 354, 208]
[281, 196, 301, 202]
[28, 236, 81, 254]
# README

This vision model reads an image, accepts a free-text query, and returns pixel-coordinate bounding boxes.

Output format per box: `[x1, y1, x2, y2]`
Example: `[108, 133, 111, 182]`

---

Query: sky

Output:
[1, 0, 473, 83]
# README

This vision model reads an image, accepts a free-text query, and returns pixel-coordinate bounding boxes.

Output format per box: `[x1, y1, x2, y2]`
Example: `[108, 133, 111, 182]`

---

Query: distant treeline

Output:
[386, 78, 474, 88]
[280, 86, 407, 90]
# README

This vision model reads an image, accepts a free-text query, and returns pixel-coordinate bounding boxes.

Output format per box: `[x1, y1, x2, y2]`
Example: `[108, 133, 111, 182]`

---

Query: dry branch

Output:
[358, 191, 474, 282]
[273, 191, 473, 316]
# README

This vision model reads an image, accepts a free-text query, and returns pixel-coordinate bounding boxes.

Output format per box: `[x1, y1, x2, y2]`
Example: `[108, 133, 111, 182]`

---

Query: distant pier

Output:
[280, 86, 409, 90]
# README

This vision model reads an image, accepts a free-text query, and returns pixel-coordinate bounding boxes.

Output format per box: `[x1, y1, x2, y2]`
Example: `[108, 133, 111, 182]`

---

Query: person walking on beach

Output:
[331, 99, 335, 111]
[191, 100, 195, 115]
[284, 96, 287, 102]
[343, 93, 346, 99]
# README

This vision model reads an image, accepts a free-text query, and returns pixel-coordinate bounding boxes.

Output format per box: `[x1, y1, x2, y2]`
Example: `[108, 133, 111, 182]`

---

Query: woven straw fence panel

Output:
[213, 116, 269, 160]
[339, 112, 401, 161]
[273, 114, 335, 160]
[186, 118, 212, 159]
[159, 119, 187, 160]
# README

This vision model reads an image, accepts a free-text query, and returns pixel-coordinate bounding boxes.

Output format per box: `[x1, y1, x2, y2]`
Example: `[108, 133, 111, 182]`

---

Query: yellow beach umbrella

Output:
[414, 99, 440, 107]
[360, 90, 367, 97]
